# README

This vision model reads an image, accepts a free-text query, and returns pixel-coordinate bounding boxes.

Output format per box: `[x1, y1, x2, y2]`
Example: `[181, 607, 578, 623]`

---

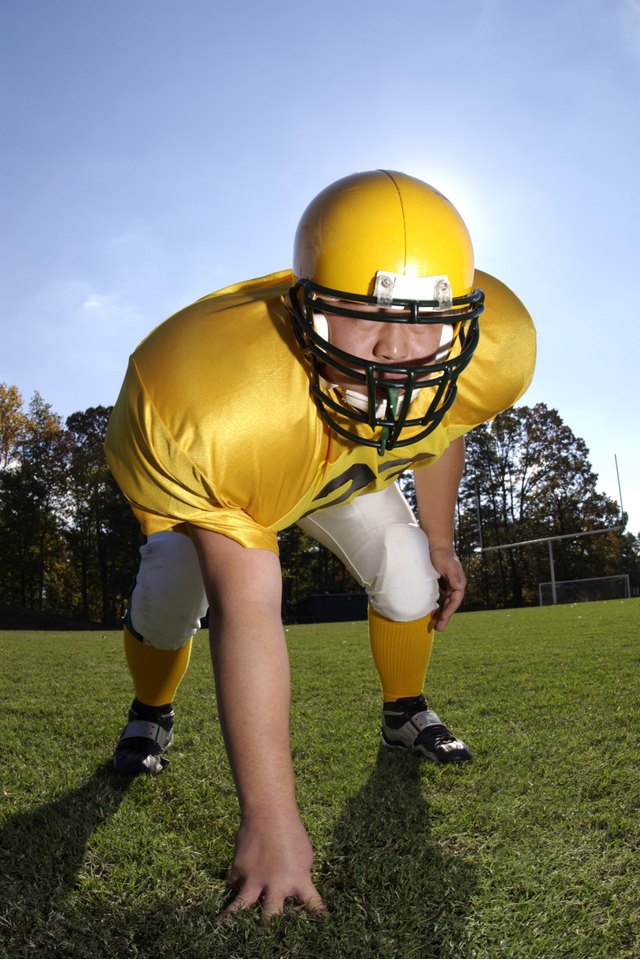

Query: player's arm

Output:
[413, 435, 467, 631]
[187, 525, 327, 919]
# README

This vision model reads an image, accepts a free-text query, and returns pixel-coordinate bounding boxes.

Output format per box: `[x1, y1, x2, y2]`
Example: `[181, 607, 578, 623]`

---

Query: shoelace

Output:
[416, 723, 455, 747]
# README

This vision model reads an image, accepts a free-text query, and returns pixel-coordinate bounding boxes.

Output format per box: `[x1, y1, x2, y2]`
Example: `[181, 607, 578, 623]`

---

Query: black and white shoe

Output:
[381, 694, 472, 764]
[113, 699, 175, 775]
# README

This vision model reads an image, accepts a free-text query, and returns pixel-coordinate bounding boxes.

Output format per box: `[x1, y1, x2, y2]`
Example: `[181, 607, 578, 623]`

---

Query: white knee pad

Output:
[368, 522, 440, 622]
[299, 484, 440, 623]
[128, 530, 208, 650]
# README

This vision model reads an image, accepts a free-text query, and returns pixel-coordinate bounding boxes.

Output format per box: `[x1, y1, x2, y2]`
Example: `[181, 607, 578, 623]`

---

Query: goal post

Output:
[538, 573, 631, 606]
[474, 525, 624, 605]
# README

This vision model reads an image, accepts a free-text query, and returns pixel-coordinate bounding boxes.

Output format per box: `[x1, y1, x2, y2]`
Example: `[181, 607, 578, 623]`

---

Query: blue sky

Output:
[2, 0, 639, 535]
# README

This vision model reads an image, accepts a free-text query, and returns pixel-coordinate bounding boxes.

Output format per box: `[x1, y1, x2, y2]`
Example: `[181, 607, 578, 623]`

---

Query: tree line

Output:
[0, 382, 637, 627]
[455, 405, 638, 608]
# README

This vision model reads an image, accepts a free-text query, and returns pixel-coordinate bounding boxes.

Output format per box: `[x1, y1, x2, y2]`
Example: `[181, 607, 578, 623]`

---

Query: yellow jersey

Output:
[105, 269, 535, 552]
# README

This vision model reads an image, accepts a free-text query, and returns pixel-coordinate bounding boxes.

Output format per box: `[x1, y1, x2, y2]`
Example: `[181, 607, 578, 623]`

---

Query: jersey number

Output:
[301, 453, 433, 518]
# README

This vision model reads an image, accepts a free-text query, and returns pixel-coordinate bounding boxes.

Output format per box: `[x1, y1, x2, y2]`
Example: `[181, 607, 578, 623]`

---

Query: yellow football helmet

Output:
[289, 169, 483, 452]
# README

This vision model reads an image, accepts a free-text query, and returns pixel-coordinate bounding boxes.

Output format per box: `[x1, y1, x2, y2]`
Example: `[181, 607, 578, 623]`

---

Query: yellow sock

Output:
[368, 605, 434, 702]
[124, 628, 193, 706]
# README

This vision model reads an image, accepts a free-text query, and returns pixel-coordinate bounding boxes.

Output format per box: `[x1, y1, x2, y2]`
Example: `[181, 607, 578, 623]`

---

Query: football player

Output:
[105, 169, 536, 916]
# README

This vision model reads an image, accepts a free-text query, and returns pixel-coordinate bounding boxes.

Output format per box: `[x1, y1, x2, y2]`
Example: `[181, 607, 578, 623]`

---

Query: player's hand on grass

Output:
[223, 812, 328, 921]
[429, 546, 467, 631]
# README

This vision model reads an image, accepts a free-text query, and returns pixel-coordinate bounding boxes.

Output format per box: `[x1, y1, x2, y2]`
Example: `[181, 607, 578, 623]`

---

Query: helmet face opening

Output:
[289, 278, 483, 453]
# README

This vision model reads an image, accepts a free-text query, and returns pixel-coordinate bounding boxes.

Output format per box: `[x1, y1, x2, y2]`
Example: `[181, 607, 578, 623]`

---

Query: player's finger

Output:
[434, 593, 461, 630]
[260, 895, 285, 921]
[291, 883, 330, 916]
[221, 886, 261, 915]
[301, 891, 330, 916]
[261, 886, 329, 922]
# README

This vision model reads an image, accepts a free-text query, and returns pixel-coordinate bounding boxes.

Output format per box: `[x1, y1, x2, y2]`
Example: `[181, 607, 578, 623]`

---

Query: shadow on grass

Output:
[108, 746, 478, 960]
[0, 751, 477, 958]
[0, 762, 132, 955]
[313, 744, 478, 958]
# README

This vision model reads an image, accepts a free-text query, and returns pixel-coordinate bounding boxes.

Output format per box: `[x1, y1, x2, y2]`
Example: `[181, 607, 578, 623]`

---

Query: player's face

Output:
[321, 300, 449, 393]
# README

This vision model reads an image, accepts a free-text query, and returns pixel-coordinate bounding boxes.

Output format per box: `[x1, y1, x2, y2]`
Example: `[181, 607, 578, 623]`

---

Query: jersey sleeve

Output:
[446, 269, 536, 431]
[104, 357, 279, 553]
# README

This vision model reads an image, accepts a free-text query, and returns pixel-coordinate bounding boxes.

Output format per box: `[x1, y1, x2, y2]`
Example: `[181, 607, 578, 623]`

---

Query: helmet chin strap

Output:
[317, 376, 400, 451]
[342, 387, 389, 417]
[378, 386, 400, 454]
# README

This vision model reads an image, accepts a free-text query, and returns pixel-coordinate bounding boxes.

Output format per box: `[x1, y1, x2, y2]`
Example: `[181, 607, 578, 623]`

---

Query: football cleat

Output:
[381, 694, 472, 764]
[113, 699, 175, 776]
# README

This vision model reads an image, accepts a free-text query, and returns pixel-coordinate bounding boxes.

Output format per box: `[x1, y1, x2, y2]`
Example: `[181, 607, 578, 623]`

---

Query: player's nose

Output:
[372, 322, 412, 362]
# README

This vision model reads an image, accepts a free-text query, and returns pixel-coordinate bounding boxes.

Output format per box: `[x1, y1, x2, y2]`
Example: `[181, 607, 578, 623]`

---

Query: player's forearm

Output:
[187, 527, 299, 818]
[210, 600, 298, 818]
[414, 435, 465, 550]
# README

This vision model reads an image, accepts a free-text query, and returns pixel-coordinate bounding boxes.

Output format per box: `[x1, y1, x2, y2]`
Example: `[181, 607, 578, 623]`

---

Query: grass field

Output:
[1, 599, 639, 959]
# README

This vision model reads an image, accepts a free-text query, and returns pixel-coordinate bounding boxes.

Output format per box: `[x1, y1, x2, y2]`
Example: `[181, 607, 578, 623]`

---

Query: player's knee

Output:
[370, 585, 438, 622]
[127, 530, 208, 650]
[128, 604, 204, 650]
[367, 523, 440, 622]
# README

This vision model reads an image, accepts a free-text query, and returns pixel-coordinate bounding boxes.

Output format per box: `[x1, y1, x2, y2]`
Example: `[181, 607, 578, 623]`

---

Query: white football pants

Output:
[128, 482, 441, 650]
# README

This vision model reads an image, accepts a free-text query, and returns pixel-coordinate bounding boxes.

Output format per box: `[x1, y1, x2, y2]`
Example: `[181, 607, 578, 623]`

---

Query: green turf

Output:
[1, 599, 639, 958]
